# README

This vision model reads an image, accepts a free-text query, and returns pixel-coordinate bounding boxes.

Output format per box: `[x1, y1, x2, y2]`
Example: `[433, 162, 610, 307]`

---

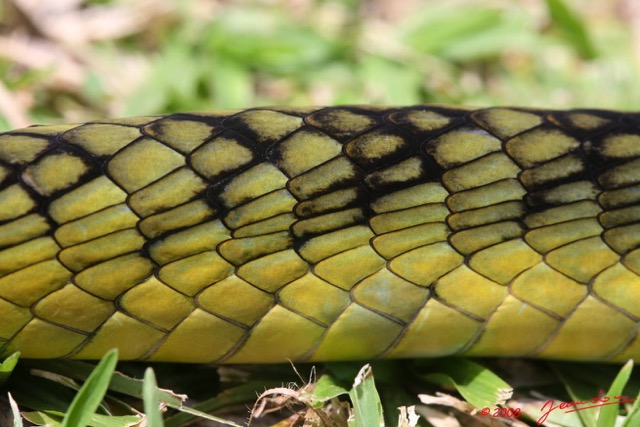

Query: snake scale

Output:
[0, 106, 639, 363]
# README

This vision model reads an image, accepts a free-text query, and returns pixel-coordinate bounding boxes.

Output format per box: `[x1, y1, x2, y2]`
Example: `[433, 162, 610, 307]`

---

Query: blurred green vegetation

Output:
[2, 1, 640, 425]
[0, 0, 638, 131]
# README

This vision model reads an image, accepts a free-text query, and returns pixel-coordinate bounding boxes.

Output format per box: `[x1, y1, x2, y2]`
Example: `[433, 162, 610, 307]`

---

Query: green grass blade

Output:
[420, 359, 512, 409]
[172, 406, 244, 427]
[348, 364, 384, 427]
[60, 349, 118, 427]
[24, 410, 142, 427]
[306, 373, 349, 408]
[554, 367, 598, 427]
[621, 383, 640, 427]
[26, 360, 186, 407]
[0, 352, 20, 386]
[597, 360, 633, 427]
[21, 411, 63, 426]
[143, 368, 164, 427]
[545, 0, 597, 59]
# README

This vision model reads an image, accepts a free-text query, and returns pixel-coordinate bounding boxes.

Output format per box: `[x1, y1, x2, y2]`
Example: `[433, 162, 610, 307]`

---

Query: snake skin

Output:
[0, 106, 639, 363]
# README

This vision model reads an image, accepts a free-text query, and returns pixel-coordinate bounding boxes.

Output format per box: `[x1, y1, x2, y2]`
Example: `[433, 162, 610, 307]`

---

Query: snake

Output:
[0, 105, 639, 364]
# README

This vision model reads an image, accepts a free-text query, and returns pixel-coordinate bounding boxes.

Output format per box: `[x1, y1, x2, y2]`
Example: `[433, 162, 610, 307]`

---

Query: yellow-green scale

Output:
[0, 106, 639, 363]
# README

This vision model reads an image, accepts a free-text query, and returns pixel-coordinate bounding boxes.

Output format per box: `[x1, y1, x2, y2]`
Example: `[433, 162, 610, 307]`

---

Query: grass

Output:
[1, 0, 640, 426]
[1, 0, 639, 131]
[3, 352, 640, 426]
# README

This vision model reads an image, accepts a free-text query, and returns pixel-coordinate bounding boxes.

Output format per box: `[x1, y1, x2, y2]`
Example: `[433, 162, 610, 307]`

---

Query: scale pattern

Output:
[1, 106, 640, 363]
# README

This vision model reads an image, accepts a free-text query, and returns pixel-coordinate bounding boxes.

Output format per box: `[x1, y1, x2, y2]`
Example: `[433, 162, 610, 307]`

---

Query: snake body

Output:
[1, 106, 639, 363]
